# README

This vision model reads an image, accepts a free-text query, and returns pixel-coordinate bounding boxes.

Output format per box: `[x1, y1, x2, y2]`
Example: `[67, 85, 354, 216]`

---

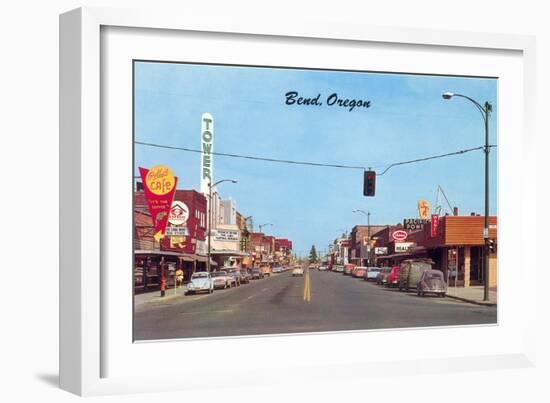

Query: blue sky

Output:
[134, 61, 498, 256]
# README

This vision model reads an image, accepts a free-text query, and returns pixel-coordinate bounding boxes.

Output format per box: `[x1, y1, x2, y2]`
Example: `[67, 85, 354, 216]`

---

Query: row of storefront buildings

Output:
[134, 186, 293, 293]
[328, 210, 497, 288]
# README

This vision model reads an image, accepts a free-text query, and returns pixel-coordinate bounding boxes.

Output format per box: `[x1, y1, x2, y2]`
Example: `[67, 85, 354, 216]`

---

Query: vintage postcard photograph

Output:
[133, 61, 497, 341]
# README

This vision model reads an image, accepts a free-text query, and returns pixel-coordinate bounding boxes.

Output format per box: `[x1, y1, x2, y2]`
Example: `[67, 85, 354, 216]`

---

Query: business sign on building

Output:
[138, 165, 178, 242]
[395, 242, 414, 252]
[392, 230, 408, 241]
[403, 218, 428, 231]
[375, 247, 388, 255]
[200, 113, 214, 194]
[431, 214, 439, 237]
[168, 200, 189, 225]
[196, 240, 207, 255]
[212, 229, 240, 242]
[418, 200, 430, 219]
[165, 226, 189, 236]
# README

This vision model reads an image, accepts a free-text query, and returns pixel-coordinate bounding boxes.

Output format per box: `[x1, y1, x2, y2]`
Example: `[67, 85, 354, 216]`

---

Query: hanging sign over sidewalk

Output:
[139, 165, 178, 242]
[431, 214, 439, 237]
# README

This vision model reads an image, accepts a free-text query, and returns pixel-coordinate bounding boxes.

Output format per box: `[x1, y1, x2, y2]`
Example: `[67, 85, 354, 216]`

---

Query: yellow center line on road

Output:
[303, 269, 311, 302]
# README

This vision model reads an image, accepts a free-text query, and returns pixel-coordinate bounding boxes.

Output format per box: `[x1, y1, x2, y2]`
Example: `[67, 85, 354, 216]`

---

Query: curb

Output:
[135, 290, 188, 305]
[446, 294, 497, 307]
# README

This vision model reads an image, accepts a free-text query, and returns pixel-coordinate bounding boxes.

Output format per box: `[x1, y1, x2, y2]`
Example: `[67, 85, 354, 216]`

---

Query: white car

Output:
[334, 265, 344, 273]
[272, 266, 282, 273]
[318, 265, 328, 271]
[365, 267, 382, 281]
[210, 270, 233, 289]
[292, 267, 304, 276]
[185, 272, 214, 294]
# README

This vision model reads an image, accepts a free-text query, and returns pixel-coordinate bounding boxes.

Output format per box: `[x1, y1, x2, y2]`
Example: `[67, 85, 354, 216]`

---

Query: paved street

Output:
[134, 270, 497, 340]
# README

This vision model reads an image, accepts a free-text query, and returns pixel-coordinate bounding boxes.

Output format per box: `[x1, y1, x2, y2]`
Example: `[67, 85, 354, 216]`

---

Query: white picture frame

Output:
[60, 7, 537, 396]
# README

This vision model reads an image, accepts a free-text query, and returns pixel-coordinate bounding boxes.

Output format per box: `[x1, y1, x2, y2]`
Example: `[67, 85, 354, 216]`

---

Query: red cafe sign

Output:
[139, 165, 178, 242]
[392, 230, 408, 241]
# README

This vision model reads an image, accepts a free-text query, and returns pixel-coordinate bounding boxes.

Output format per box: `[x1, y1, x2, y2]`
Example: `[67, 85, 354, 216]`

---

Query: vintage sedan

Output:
[352, 266, 368, 278]
[385, 265, 400, 287]
[292, 266, 304, 277]
[250, 268, 264, 280]
[364, 267, 382, 281]
[240, 269, 251, 284]
[210, 270, 233, 289]
[376, 267, 391, 285]
[343, 264, 356, 275]
[226, 268, 243, 286]
[417, 270, 447, 297]
[185, 272, 214, 295]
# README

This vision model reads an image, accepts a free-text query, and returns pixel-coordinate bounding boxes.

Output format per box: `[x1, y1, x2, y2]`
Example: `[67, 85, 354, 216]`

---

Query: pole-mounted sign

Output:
[138, 165, 178, 242]
[200, 113, 214, 194]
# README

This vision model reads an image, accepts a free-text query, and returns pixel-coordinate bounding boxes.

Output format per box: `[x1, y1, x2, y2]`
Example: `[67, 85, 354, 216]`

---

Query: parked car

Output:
[364, 267, 382, 281]
[210, 270, 233, 289]
[343, 264, 356, 275]
[352, 266, 368, 278]
[272, 265, 282, 274]
[385, 265, 400, 287]
[185, 271, 214, 294]
[417, 270, 447, 297]
[334, 265, 344, 273]
[292, 266, 304, 276]
[240, 269, 251, 284]
[251, 268, 264, 279]
[398, 259, 434, 291]
[261, 264, 272, 277]
[376, 267, 391, 285]
[318, 264, 328, 271]
[225, 267, 242, 286]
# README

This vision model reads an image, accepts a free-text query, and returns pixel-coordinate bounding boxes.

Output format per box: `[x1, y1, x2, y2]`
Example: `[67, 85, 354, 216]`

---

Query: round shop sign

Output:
[168, 200, 189, 225]
[145, 165, 176, 196]
[392, 230, 408, 241]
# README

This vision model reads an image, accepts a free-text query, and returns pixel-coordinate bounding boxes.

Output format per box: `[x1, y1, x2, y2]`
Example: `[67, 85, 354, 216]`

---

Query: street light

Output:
[352, 209, 371, 266]
[442, 91, 492, 301]
[207, 179, 238, 272]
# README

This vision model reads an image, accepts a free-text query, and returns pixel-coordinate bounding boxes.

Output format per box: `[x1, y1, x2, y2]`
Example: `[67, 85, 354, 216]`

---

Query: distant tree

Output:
[309, 245, 318, 263]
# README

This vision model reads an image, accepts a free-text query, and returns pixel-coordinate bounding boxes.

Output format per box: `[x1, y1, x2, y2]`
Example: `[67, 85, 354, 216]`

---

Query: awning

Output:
[210, 250, 250, 256]
[134, 250, 182, 257]
[194, 255, 218, 266]
[178, 254, 196, 262]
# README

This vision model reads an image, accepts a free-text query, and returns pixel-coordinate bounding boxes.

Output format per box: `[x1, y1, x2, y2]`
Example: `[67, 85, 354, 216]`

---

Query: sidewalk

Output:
[134, 285, 188, 306]
[446, 286, 497, 306]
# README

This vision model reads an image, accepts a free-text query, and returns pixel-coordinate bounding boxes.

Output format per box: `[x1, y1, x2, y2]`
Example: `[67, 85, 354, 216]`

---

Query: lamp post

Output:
[353, 209, 371, 266]
[207, 179, 237, 272]
[442, 92, 492, 301]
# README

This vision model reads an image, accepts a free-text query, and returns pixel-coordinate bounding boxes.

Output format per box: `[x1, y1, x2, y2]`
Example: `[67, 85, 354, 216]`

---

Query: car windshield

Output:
[425, 272, 443, 280]
[192, 272, 208, 279]
[211, 271, 227, 277]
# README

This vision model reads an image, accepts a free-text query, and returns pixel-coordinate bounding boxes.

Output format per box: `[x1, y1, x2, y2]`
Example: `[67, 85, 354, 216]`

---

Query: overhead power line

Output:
[134, 140, 496, 176]
[377, 145, 496, 176]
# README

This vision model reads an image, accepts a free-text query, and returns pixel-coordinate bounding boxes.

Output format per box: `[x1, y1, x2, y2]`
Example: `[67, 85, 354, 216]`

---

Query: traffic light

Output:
[363, 170, 376, 196]
[488, 239, 496, 253]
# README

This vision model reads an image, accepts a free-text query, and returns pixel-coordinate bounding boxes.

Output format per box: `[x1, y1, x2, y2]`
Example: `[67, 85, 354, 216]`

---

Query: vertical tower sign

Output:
[200, 113, 214, 194]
